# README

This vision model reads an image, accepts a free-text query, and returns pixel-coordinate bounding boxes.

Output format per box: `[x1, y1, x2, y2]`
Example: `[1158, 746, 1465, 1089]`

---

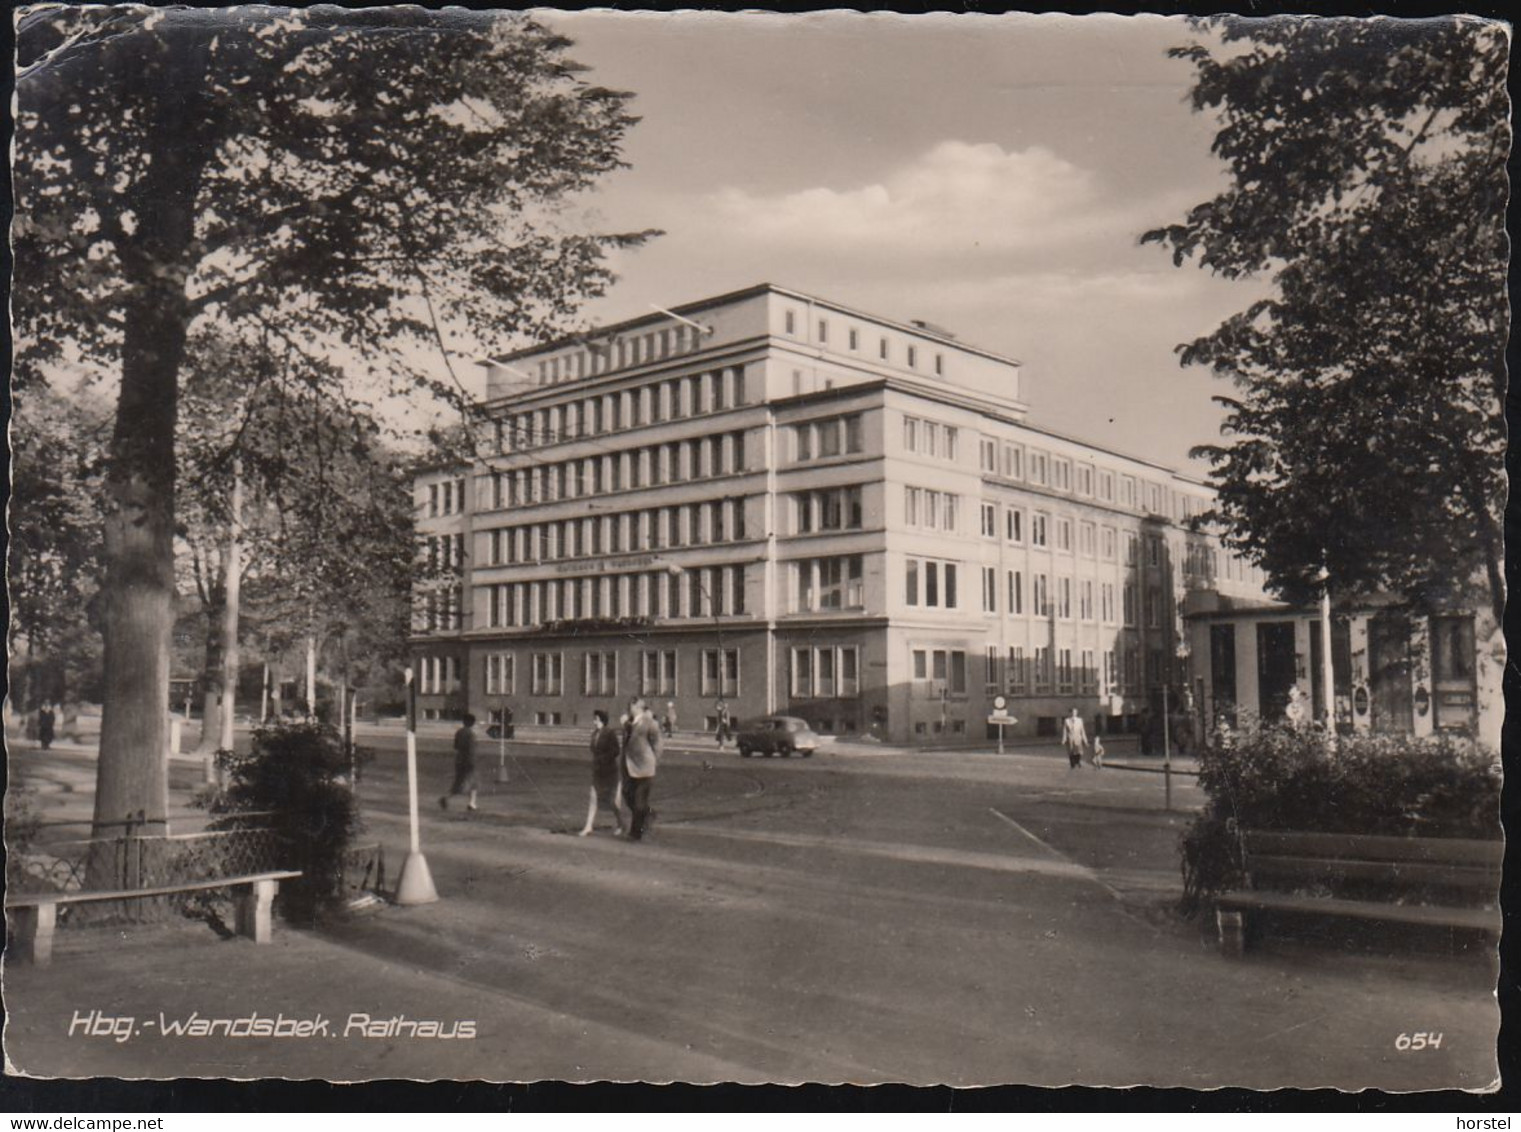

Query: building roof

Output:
[491, 282, 1023, 370]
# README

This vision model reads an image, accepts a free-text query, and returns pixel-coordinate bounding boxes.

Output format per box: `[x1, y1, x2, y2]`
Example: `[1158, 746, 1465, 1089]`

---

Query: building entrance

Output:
[1255, 622, 1296, 725]
[1368, 614, 1414, 734]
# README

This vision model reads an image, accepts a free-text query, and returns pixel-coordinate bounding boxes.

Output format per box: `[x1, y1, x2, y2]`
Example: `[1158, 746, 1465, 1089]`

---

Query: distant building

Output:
[410, 283, 1273, 744]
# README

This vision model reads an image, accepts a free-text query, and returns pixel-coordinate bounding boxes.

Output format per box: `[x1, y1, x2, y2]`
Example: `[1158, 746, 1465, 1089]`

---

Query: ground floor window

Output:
[583, 652, 617, 696]
[531, 652, 563, 696]
[701, 648, 739, 697]
[910, 647, 967, 696]
[484, 653, 514, 696]
[534, 711, 563, 726]
[640, 650, 677, 696]
[790, 646, 859, 698]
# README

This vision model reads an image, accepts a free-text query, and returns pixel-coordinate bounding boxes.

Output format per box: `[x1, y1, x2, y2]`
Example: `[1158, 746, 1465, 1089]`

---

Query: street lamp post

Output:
[1318, 565, 1336, 743]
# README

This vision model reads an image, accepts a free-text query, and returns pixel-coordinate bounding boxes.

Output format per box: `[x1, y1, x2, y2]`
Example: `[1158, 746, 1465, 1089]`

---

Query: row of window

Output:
[905, 487, 960, 532]
[422, 533, 466, 574]
[981, 644, 1162, 695]
[481, 647, 741, 698]
[793, 486, 865, 534]
[793, 414, 865, 463]
[417, 586, 463, 633]
[902, 416, 960, 461]
[788, 646, 861, 699]
[486, 431, 748, 509]
[485, 566, 747, 628]
[486, 499, 748, 566]
[496, 366, 747, 451]
[978, 568, 1163, 627]
[782, 310, 945, 375]
[527, 323, 712, 388]
[793, 555, 866, 612]
[424, 478, 468, 520]
[977, 436, 1196, 518]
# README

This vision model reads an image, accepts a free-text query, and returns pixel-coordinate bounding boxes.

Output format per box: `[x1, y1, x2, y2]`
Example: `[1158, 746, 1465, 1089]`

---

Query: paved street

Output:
[4, 732, 1498, 1088]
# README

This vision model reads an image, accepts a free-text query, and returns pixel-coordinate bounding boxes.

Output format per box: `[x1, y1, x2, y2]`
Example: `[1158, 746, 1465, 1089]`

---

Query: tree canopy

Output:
[13, 5, 656, 833]
[1143, 16, 1507, 623]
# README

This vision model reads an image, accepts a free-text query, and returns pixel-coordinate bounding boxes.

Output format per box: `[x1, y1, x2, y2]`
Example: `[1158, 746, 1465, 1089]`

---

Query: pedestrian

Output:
[622, 696, 662, 841]
[662, 700, 677, 739]
[440, 712, 480, 813]
[1062, 707, 1088, 770]
[714, 699, 732, 749]
[1090, 733, 1106, 769]
[37, 703, 56, 751]
[579, 709, 629, 837]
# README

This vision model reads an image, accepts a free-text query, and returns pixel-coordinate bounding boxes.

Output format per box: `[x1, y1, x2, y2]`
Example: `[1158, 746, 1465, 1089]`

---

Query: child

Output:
[1091, 735, 1106, 769]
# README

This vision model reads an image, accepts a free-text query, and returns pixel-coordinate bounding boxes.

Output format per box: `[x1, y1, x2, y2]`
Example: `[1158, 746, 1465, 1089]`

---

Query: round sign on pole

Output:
[993, 695, 1007, 711]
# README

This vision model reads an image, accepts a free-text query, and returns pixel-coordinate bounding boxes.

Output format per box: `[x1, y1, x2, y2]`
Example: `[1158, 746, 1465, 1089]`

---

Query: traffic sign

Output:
[987, 712, 1016, 726]
[992, 695, 1008, 711]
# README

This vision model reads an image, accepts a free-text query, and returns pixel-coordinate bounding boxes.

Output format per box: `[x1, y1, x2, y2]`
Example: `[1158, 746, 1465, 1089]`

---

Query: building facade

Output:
[410, 284, 1272, 744]
[1185, 597, 1489, 742]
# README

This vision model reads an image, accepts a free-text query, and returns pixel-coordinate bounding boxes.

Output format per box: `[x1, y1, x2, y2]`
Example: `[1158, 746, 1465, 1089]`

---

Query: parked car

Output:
[735, 716, 819, 758]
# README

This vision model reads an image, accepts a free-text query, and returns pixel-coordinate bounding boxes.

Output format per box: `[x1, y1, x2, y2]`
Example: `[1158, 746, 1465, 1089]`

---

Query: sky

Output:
[501, 10, 1273, 472]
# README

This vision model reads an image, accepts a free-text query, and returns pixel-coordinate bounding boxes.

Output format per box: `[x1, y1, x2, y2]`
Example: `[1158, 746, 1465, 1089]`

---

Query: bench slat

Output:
[4, 871, 302, 909]
[1248, 856, 1499, 892]
[1217, 890, 1499, 932]
[1241, 831, 1502, 867]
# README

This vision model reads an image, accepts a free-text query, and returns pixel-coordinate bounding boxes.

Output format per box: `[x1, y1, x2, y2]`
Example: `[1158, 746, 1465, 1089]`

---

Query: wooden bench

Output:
[1215, 831, 1500, 957]
[5, 870, 302, 966]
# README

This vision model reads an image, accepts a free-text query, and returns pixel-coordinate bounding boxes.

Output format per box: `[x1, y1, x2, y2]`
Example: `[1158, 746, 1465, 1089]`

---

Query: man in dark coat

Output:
[440, 712, 479, 813]
[578, 709, 629, 836]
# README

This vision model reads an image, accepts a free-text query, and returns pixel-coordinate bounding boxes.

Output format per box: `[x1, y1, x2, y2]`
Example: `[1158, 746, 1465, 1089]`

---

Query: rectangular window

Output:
[912, 648, 928, 681]
[1004, 445, 1023, 480]
[1058, 648, 1074, 693]
[701, 648, 740, 697]
[1058, 576, 1072, 619]
[1032, 513, 1048, 548]
[907, 345, 918, 369]
[982, 566, 997, 613]
[981, 503, 997, 538]
[1056, 518, 1072, 552]
[1081, 580, 1094, 621]
[484, 654, 515, 696]
[1034, 573, 1049, 616]
[1123, 582, 1138, 626]
[1079, 522, 1096, 558]
[583, 652, 617, 696]
[1102, 527, 1117, 561]
[1008, 570, 1023, 615]
[532, 652, 564, 696]
[1009, 646, 1026, 694]
[980, 438, 998, 473]
[906, 559, 919, 606]
[1006, 508, 1023, 543]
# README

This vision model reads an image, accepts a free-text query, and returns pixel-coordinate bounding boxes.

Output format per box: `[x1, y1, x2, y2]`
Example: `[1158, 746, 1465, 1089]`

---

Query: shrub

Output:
[1179, 726, 1499, 916]
[203, 721, 369, 923]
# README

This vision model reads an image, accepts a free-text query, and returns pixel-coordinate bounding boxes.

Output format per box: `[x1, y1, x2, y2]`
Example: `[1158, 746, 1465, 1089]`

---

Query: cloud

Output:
[693, 141, 1140, 261]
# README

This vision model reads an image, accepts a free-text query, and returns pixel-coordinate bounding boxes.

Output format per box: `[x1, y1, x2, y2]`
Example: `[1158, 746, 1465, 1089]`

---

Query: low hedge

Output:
[1179, 726, 1499, 916]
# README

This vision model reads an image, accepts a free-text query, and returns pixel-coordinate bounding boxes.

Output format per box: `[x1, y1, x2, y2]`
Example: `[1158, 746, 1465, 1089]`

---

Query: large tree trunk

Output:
[92, 294, 191, 841]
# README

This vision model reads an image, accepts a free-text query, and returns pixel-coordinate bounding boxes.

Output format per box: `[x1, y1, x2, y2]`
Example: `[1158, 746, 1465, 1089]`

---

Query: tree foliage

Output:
[13, 5, 654, 834]
[1143, 16, 1507, 622]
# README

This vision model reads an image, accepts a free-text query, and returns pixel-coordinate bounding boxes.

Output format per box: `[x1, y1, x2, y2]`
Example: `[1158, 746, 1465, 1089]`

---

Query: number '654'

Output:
[1395, 1032, 1443, 1051]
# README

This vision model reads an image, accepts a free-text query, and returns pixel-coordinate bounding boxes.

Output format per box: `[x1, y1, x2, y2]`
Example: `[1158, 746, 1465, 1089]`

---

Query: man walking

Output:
[1061, 707, 1089, 770]
[623, 696, 662, 841]
[441, 712, 480, 813]
[579, 709, 629, 836]
[663, 700, 677, 739]
[714, 699, 732, 749]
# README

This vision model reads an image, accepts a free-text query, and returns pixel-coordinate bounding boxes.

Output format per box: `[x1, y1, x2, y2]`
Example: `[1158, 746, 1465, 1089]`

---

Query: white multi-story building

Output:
[411, 283, 1270, 743]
